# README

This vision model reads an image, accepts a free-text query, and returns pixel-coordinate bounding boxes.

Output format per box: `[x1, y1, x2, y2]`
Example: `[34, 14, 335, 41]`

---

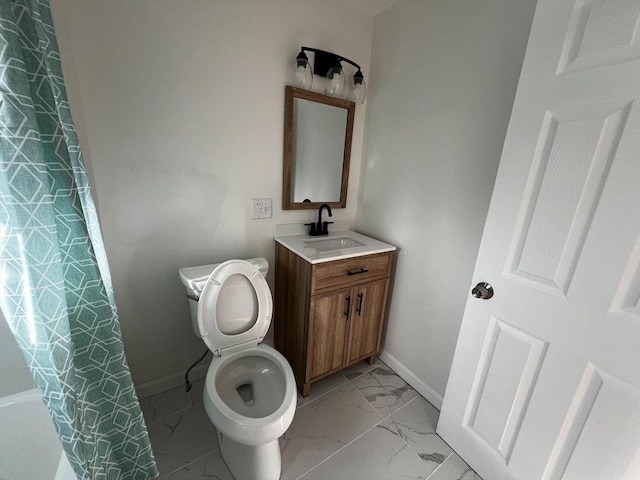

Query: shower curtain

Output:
[0, 1, 158, 479]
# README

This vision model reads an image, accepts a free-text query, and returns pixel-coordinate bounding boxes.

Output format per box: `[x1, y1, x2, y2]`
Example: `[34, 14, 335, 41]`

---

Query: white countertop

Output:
[275, 230, 396, 264]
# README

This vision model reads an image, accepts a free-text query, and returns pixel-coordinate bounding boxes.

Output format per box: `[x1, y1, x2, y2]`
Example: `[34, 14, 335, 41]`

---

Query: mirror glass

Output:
[283, 86, 355, 209]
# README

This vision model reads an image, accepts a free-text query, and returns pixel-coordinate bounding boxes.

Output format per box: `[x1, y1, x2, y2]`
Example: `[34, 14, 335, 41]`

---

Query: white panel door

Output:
[437, 1, 640, 479]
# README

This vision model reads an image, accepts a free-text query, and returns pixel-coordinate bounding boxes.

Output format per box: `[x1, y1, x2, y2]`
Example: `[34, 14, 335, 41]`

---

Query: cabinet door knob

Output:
[356, 292, 364, 316]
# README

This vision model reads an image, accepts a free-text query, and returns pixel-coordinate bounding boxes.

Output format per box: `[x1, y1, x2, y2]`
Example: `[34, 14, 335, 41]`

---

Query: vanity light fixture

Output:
[293, 46, 366, 104]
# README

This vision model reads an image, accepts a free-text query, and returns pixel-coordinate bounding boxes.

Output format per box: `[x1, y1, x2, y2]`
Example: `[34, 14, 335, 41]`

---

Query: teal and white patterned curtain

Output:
[0, 1, 158, 479]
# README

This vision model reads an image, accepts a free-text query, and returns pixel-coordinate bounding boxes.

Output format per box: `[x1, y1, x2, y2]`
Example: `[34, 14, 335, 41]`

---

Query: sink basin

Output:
[275, 230, 396, 264]
[304, 236, 365, 252]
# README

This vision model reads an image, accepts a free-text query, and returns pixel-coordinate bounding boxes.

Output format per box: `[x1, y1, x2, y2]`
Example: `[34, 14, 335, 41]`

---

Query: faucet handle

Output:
[321, 221, 334, 234]
[304, 222, 317, 235]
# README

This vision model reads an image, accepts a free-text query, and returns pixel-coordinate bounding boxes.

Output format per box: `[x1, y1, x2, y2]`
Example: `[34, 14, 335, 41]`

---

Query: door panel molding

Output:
[542, 362, 640, 480]
[611, 235, 640, 320]
[504, 101, 632, 295]
[463, 317, 548, 462]
[557, 0, 640, 74]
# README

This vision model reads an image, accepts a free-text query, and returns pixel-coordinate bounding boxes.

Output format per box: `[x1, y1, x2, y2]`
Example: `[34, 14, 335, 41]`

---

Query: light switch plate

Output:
[252, 198, 272, 219]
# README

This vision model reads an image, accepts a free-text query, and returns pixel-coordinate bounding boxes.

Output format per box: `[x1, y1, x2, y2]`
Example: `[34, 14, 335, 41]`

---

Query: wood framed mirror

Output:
[283, 86, 355, 210]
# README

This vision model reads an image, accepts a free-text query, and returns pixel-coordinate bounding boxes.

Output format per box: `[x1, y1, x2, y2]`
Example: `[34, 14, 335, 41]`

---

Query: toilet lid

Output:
[197, 260, 272, 356]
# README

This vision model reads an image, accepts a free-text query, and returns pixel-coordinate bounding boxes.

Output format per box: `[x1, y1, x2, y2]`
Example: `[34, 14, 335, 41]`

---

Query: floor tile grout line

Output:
[293, 392, 422, 480]
[295, 378, 350, 410]
[293, 364, 452, 480]
[365, 394, 451, 478]
[292, 415, 383, 480]
[351, 380, 421, 420]
[295, 361, 382, 410]
[348, 368, 423, 428]
[424, 451, 457, 480]
[349, 390, 448, 476]
[292, 384, 389, 479]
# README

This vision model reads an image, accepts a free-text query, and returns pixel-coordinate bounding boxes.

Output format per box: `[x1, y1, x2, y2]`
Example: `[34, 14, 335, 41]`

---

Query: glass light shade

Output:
[324, 68, 346, 98]
[350, 78, 366, 104]
[293, 61, 313, 89]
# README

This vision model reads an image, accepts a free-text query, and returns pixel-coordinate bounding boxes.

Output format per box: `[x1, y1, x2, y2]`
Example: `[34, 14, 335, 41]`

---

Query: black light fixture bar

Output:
[300, 46, 362, 78]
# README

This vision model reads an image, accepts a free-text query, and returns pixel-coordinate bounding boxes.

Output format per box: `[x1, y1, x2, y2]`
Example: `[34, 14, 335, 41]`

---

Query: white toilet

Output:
[179, 258, 296, 480]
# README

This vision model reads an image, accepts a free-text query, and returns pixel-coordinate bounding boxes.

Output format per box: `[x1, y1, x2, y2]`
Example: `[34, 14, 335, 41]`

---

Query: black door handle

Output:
[356, 292, 364, 316]
[344, 295, 351, 319]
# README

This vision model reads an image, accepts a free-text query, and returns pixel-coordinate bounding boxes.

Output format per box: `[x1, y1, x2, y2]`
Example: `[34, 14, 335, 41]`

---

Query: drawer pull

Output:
[347, 268, 369, 276]
[344, 295, 351, 319]
[356, 292, 364, 316]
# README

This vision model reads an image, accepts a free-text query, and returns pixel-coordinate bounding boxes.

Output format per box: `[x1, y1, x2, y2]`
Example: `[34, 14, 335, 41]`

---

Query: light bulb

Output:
[294, 64, 312, 89]
[350, 70, 366, 104]
[351, 80, 366, 104]
[325, 67, 346, 98]
[293, 51, 313, 89]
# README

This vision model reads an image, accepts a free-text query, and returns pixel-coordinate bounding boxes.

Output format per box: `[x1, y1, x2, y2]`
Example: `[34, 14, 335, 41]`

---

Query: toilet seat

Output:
[197, 260, 272, 356]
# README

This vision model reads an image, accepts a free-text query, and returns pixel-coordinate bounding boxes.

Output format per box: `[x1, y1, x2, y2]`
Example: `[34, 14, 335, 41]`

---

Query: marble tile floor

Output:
[141, 360, 483, 480]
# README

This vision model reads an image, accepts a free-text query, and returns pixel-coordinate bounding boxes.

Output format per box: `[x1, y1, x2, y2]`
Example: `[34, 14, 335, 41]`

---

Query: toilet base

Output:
[217, 430, 282, 480]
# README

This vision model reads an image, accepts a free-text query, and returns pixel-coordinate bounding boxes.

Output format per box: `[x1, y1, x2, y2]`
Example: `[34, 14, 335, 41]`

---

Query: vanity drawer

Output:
[311, 252, 392, 294]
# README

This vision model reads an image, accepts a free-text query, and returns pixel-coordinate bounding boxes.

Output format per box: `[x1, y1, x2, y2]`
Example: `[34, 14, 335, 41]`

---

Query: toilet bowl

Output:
[179, 259, 296, 480]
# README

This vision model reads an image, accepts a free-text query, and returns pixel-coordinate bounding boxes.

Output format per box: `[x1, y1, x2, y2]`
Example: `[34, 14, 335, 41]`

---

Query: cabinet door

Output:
[347, 279, 389, 364]
[308, 288, 351, 380]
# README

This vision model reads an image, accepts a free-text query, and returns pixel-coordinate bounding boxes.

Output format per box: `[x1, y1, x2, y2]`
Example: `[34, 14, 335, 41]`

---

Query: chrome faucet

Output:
[306, 203, 333, 236]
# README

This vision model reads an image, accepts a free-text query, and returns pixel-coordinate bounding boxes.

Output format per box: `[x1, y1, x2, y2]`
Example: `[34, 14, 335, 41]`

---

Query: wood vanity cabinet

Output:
[274, 244, 394, 396]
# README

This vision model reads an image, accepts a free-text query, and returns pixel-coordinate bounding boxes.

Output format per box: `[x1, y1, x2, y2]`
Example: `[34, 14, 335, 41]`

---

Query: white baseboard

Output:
[133, 337, 276, 401]
[135, 362, 210, 400]
[379, 349, 443, 410]
[134, 349, 443, 407]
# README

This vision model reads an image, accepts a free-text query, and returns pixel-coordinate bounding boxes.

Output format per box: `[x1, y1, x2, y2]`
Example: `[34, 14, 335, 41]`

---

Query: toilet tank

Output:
[178, 258, 269, 338]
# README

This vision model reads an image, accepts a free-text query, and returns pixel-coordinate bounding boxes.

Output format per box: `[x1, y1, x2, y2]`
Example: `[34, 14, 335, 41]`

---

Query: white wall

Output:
[357, 0, 536, 404]
[44, 0, 538, 403]
[51, 0, 374, 393]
